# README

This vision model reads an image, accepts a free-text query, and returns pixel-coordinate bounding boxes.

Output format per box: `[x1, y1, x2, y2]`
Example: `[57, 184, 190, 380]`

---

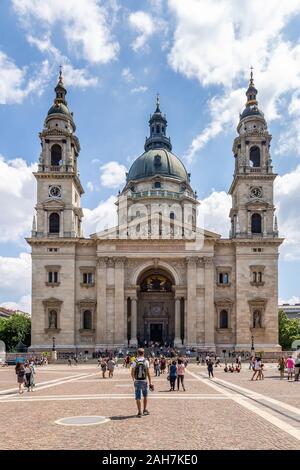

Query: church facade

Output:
[27, 71, 283, 354]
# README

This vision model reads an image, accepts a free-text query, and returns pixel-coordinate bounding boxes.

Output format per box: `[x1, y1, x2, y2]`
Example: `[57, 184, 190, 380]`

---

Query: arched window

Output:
[170, 212, 175, 220]
[51, 144, 62, 166]
[83, 310, 92, 330]
[220, 310, 228, 329]
[48, 310, 57, 329]
[49, 213, 60, 234]
[251, 213, 262, 234]
[249, 146, 260, 167]
[156, 125, 160, 134]
[154, 181, 161, 188]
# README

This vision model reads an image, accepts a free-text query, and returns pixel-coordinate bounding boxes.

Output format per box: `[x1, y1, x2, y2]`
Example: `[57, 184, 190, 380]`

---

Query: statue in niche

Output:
[49, 310, 57, 329]
[253, 310, 262, 328]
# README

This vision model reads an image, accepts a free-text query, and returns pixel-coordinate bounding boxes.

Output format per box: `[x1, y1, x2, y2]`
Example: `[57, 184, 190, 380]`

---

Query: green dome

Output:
[47, 102, 70, 116]
[127, 148, 189, 182]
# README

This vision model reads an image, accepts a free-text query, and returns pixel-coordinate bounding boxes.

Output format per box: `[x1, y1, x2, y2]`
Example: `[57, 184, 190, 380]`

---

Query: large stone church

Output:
[27, 70, 283, 354]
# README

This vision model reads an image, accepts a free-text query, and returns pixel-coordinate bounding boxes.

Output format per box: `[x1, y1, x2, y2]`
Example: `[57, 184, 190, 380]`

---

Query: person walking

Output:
[24, 362, 33, 392]
[286, 355, 295, 381]
[160, 356, 166, 375]
[154, 358, 160, 377]
[100, 359, 107, 378]
[15, 362, 25, 395]
[131, 348, 152, 418]
[176, 358, 186, 391]
[207, 359, 214, 379]
[169, 360, 177, 391]
[278, 356, 285, 380]
[294, 353, 300, 381]
[107, 358, 115, 378]
[251, 357, 261, 381]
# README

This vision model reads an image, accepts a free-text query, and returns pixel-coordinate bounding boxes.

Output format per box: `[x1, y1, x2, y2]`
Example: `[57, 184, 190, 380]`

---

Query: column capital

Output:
[97, 257, 109, 268]
[185, 256, 198, 266]
[107, 258, 115, 268]
[113, 257, 127, 268]
[203, 256, 214, 267]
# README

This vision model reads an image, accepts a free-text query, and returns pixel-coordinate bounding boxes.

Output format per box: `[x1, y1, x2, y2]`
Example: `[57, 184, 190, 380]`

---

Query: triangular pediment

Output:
[42, 198, 65, 209]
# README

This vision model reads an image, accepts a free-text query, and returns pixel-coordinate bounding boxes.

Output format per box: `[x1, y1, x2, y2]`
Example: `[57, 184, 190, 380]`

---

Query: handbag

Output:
[167, 375, 170, 381]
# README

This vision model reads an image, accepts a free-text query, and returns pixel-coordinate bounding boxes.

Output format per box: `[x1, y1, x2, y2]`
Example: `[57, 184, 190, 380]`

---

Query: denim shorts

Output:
[134, 380, 148, 400]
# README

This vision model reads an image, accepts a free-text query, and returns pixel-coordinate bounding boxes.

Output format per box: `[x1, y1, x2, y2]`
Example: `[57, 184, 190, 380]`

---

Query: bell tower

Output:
[32, 69, 84, 238]
[229, 69, 278, 239]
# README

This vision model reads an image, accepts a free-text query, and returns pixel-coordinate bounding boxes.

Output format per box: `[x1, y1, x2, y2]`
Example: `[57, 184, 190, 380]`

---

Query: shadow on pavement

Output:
[110, 415, 138, 421]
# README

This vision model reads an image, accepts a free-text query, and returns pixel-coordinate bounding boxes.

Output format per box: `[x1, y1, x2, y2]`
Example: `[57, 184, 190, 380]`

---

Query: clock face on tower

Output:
[250, 186, 262, 198]
[49, 186, 61, 198]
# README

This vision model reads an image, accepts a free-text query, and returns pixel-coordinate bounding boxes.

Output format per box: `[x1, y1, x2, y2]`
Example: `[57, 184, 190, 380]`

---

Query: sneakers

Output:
[143, 409, 150, 416]
[137, 412, 142, 418]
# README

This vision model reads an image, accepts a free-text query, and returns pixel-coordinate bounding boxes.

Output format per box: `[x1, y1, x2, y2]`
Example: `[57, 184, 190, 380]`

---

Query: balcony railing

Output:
[130, 189, 195, 200]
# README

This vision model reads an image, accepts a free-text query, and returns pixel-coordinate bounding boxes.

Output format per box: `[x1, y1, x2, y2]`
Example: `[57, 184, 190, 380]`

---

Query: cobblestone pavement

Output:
[0, 363, 299, 450]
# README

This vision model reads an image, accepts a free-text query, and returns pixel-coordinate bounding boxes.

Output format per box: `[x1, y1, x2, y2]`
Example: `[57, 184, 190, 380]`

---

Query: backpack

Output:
[134, 359, 147, 380]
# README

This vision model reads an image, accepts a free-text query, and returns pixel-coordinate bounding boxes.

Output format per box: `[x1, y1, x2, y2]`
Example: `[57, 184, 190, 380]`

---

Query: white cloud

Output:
[131, 86, 148, 93]
[27, 34, 98, 88]
[279, 296, 300, 305]
[13, 0, 119, 64]
[0, 156, 36, 243]
[129, 11, 155, 51]
[0, 252, 31, 310]
[198, 190, 231, 236]
[1, 295, 31, 314]
[275, 164, 300, 261]
[87, 182, 94, 192]
[83, 195, 118, 236]
[100, 161, 127, 188]
[168, 0, 300, 160]
[122, 67, 134, 82]
[0, 50, 50, 104]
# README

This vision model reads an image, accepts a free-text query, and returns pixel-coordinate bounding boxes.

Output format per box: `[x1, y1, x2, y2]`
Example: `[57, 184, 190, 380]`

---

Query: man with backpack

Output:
[131, 348, 152, 418]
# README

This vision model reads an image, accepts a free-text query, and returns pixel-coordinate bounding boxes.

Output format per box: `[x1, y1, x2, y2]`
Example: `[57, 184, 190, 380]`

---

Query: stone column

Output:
[184, 297, 187, 345]
[44, 211, 48, 236]
[130, 297, 138, 346]
[96, 257, 107, 348]
[124, 298, 128, 345]
[174, 297, 181, 346]
[247, 211, 251, 236]
[114, 258, 126, 346]
[263, 211, 267, 236]
[204, 257, 215, 351]
[59, 211, 64, 237]
[186, 257, 197, 345]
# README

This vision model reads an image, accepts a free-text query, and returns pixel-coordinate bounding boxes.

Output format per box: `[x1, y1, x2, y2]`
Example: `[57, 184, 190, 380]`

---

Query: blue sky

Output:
[1, 0, 300, 312]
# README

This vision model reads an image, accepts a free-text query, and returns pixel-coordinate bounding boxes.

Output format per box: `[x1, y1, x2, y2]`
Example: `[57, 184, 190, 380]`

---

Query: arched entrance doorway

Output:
[137, 269, 175, 346]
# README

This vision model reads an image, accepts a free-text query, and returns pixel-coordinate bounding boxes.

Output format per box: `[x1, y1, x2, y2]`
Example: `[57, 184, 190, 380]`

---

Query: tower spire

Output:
[144, 95, 172, 152]
[54, 66, 67, 105]
[156, 93, 160, 112]
[245, 66, 258, 107]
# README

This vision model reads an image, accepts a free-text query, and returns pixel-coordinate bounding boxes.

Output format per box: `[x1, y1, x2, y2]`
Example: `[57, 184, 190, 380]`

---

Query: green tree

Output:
[0, 314, 31, 352]
[278, 309, 300, 350]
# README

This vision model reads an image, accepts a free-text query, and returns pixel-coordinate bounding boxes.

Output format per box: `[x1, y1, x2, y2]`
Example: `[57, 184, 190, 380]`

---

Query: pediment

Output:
[42, 297, 63, 305]
[42, 198, 65, 210]
[245, 199, 271, 209]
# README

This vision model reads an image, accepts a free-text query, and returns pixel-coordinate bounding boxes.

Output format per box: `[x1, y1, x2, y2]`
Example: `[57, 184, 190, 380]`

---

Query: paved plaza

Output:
[0, 362, 299, 450]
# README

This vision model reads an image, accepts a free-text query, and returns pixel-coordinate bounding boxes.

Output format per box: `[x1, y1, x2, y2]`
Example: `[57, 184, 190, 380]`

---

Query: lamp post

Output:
[251, 335, 255, 355]
[51, 336, 57, 362]
[222, 349, 226, 365]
